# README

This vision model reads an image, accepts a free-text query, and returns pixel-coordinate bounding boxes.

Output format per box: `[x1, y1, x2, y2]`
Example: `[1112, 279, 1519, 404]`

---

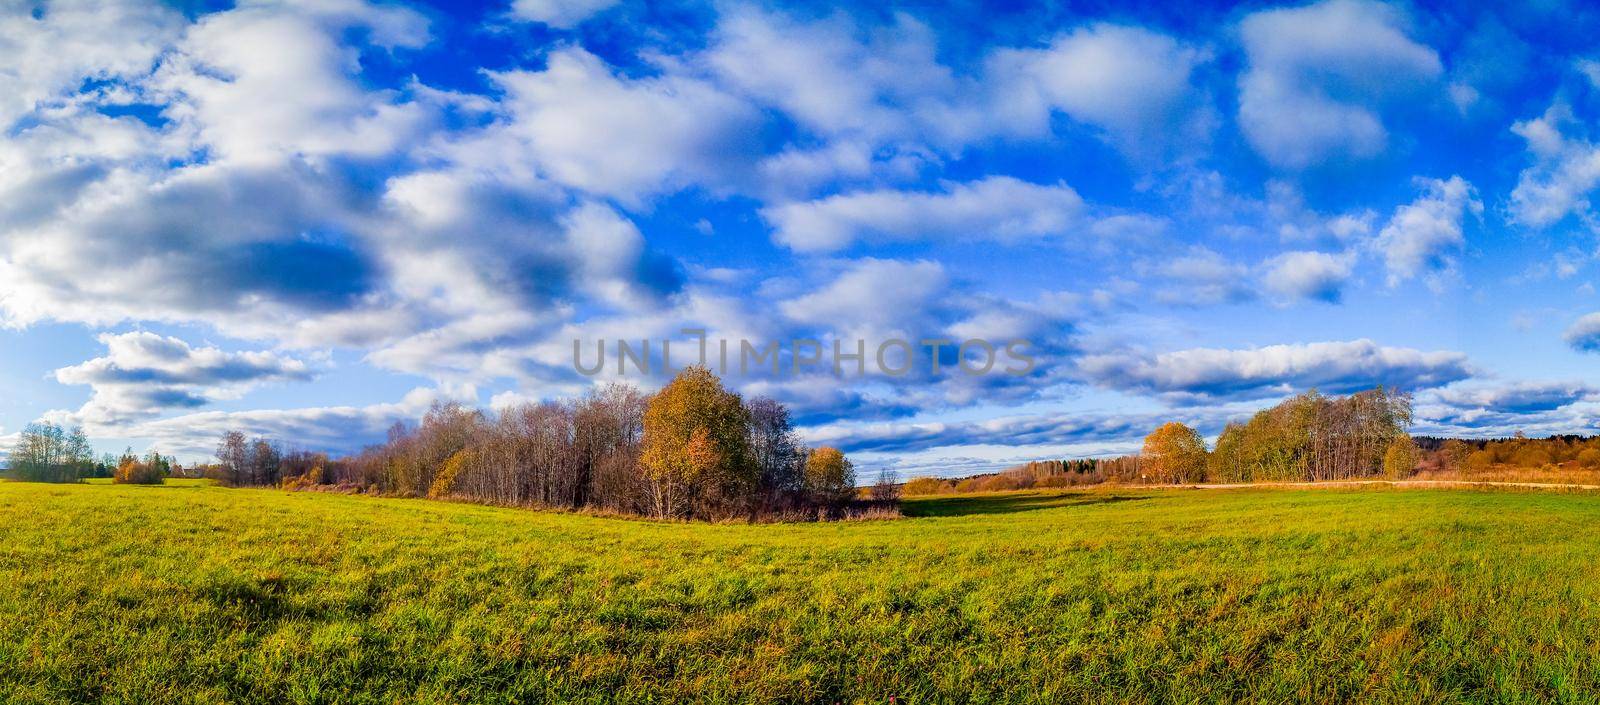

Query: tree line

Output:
[204, 367, 875, 520]
[5, 422, 180, 484]
[904, 387, 1419, 493]
[1418, 433, 1600, 473]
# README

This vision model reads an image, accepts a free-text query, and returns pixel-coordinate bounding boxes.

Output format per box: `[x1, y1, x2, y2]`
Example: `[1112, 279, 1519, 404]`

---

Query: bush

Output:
[1579, 448, 1600, 469]
[901, 477, 950, 496]
[1464, 450, 1494, 472]
[977, 475, 1023, 492]
[282, 466, 324, 491]
[1512, 447, 1554, 468]
[113, 459, 165, 485]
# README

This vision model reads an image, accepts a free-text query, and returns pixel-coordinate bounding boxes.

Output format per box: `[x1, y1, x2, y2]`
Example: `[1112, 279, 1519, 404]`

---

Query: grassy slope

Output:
[1, 483, 1598, 704]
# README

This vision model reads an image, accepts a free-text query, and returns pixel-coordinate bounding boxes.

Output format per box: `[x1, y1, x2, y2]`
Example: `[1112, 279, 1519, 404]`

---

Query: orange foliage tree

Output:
[640, 366, 756, 518]
[1141, 422, 1208, 484]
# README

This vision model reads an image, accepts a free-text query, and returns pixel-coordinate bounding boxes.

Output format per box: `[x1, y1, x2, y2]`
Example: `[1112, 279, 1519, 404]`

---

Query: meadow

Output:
[2, 481, 1599, 703]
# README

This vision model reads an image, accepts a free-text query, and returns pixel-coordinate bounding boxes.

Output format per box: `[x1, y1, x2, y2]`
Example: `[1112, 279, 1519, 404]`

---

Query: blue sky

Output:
[5, 0, 1600, 473]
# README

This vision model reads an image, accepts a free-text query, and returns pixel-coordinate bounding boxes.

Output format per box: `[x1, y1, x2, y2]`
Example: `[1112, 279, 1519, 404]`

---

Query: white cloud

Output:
[1565, 313, 1600, 352]
[0, 0, 460, 349]
[1262, 250, 1355, 303]
[1148, 246, 1253, 306]
[128, 387, 454, 459]
[53, 332, 314, 428]
[153, 0, 432, 164]
[1376, 176, 1480, 286]
[1430, 381, 1597, 414]
[487, 47, 762, 202]
[1238, 0, 1442, 169]
[0, 0, 183, 129]
[763, 176, 1082, 252]
[707, 10, 989, 152]
[988, 23, 1212, 155]
[1081, 339, 1474, 402]
[780, 259, 949, 338]
[1509, 102, 1600, 228]
[508, 0, 620, 28]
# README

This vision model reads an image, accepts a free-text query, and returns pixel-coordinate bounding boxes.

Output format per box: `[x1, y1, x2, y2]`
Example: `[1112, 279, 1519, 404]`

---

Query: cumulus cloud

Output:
[1509, 102, 1600, 228]
[0, 2, 703, 392]
[1417, 381, 1600, 438]
[1080, 339, 1474, 402]
[1564, 313, 1600, 352]
[486, 48, 762, 202]
[1237, 0, 1442, 169]
[1148, 246, 1253, 306]
[780, 259, 950, 338]
[1262, 251, 1355, 302]
[0, 1, 445, 346]
[989, 23, 1213, 156]
[707, 10, 991, 154]
[152, 1, 432, 164]
[0, 0, 183, 128]
[508, 0, 620, 28]
[53, 332, 313, 428]
[708, 9, 1210, 183]
[1376, 176, 1480, 286]
[763, 176, 1082, 252]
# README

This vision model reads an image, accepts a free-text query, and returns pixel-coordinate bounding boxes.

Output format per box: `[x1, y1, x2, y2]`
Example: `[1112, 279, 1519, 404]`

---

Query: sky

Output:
[4, 0, 1600, 474]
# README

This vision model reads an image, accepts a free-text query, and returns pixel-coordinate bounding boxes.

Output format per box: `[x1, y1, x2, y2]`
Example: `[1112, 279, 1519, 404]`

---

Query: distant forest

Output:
[907, 388, 1600, 495]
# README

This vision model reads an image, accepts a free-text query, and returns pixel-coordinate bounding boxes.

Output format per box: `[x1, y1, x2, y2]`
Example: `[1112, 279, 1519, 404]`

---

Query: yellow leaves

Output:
[1382, 436, 1419, 479]
[428, 449, 474, 499]
[640, 366, 756, 516]
[686, 427, 722, 481]
[804, 447, 854, 504]
[1142, 422, 1207, 483]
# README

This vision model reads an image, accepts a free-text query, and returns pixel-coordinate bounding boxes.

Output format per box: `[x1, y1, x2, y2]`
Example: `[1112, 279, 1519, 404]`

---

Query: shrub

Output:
[1512, 447, 1554, 468]
[1578, 448, 1600, 469]
[1464, 450, 1494, 472]
[977, 475, 1022, 492]
[901, 477, 949, 496]
[954, 478, 979, 493]
[282, 466, 324, 491]
[113, 459, 165, 485]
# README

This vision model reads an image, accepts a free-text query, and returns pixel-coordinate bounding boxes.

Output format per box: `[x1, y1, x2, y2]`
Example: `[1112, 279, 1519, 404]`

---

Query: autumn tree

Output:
[640, 366, 756, 518]
[1141, 422, 1207, 484]
[803, 446, 856, 506]
[114, 455, 166, 485]
[1383, 436, 1419, 478]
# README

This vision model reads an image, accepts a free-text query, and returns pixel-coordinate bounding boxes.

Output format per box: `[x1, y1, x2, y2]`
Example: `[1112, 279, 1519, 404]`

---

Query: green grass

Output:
[2, 482, 1599, 704]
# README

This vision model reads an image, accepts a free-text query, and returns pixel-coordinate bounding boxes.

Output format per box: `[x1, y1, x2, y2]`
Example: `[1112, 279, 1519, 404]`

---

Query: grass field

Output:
[2, 482, 1599, 703]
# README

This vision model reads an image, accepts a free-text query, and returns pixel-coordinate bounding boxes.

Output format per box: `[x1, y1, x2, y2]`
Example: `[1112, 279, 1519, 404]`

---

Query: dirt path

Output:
[1166, 479, 1600, 491]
